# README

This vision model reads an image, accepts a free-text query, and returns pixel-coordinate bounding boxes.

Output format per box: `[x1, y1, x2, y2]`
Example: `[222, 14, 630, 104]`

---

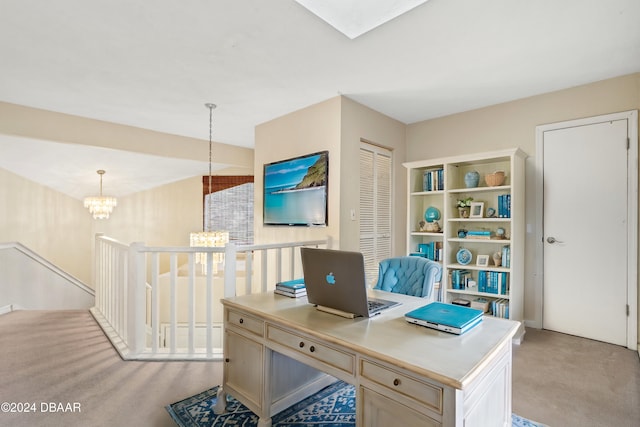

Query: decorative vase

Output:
[458, 207, 470, 218]
[464, 170, 480, 188]
[493, 252, 502, 267]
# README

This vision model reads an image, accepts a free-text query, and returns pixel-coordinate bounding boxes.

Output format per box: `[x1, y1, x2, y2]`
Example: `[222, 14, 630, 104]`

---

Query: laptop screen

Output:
[300, 247, 372, 317]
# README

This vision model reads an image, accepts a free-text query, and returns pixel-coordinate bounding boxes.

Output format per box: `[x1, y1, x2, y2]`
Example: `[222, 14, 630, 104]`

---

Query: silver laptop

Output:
[300, 247, 400, 318]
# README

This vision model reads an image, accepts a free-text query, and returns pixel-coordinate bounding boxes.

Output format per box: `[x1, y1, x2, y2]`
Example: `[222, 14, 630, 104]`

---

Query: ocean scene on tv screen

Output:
[264, 152, 327, 225]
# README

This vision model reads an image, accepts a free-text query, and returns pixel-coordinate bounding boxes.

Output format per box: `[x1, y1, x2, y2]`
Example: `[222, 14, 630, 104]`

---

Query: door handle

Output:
[546, 236, 564, 244]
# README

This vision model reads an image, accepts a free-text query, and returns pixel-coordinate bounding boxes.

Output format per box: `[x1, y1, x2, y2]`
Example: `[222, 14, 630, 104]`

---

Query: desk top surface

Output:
[222, 290, 519, 389]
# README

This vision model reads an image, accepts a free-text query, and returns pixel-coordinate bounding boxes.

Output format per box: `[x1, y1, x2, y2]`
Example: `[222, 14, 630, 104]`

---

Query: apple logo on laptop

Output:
[325, 272, 336, 285]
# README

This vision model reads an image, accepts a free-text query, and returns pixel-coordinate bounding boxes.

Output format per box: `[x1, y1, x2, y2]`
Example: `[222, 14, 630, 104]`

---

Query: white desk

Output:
[219, 290, 519, 427]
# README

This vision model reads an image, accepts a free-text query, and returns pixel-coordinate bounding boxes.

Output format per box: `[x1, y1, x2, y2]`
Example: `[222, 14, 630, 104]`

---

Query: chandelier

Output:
[190, 103, 229, 274]
[84, 170, 117, 219]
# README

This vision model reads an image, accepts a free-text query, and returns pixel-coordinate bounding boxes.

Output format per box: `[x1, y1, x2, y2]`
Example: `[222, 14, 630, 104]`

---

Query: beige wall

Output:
[95, 176, 203, 248]
[254, 96, 406, 252]
[0, 170, 207, 287]
[406, 72, 640, 328]
[0, 168, 94, 284]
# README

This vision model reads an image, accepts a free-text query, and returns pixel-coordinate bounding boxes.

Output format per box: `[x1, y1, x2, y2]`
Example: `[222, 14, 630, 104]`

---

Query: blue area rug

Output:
[167, 381, 545, 427]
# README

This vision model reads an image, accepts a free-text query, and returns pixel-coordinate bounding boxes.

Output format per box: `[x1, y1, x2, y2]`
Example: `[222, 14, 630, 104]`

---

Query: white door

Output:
[541, 116, 631, 346]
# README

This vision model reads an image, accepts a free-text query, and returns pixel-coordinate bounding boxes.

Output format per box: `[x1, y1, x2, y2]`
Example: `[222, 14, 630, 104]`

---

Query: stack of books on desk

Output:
[274, 278, 306, 298]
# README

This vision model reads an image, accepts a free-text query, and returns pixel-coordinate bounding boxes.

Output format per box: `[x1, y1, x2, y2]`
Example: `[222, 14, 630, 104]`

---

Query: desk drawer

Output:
[227, 309, 264, 337]
[360, 359, 443, 414]
[266, 325, 355, 375]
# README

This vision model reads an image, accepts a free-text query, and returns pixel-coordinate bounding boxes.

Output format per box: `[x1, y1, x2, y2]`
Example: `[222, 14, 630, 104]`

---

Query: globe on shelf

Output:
[424, 206, 441, 223]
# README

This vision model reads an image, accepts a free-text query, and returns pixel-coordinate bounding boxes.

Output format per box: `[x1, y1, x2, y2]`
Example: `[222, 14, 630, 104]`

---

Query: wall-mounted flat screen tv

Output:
[263, 151, 328, 226]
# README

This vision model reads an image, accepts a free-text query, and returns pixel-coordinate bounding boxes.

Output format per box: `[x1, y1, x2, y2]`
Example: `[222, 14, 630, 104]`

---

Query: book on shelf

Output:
[501, 245, 511, 268]
[416, 241, 443, 261]
[465, 230, 494, 240]
[450, 269, 471, 290]
[422, 168, 444, 192]
[465, 234, 494, 240]
[467, 230, 491, 235]
[477, 271, 509, 295]
[498, 194, 511, 218]
[490, 298, 510, 319]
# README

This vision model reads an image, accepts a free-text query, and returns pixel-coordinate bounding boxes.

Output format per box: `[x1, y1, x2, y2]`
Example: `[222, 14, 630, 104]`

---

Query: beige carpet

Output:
[0, 310, 222, 427]
[513, 328, 640, 427]
[1, 310, 639, 426]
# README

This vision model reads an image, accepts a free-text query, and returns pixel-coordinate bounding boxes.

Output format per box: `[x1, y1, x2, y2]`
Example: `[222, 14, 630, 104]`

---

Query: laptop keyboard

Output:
[367, 300, 387, 311]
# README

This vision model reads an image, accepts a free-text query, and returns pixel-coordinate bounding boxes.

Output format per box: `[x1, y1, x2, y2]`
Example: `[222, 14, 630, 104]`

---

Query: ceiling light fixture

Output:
[190, 103, 229, 274]
[84, 170, 117, 219]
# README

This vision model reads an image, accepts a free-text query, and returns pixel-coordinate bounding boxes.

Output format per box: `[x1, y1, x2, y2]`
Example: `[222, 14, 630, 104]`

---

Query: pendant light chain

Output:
[205, 103, 216, 231]
[209, 104, 213, 196]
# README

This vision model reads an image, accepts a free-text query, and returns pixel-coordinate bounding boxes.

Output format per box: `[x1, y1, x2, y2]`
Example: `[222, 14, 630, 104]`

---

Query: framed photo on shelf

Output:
[476, 254, 489, 267]
[470, 202, 484, 218]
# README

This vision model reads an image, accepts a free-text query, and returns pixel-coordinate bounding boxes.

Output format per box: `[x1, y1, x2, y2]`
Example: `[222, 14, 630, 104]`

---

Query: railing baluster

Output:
[261, 249, 268, 293]
[170, 253, 177, 354]
[188, 253, 195, 355]
[121, 247, 128, 343]
[245, 251, 253, 295]
[114, 246, 120, 336]
[151, 253, 160, 354]
[224, 243, 237, 298]
[127, 242, 146, 356]
[289, 246, 296, 280]
[275, 247, 282, 285]
[206, 251, 213, 357]
[93, 237, 326, 360]
[107, 244, 113, 331]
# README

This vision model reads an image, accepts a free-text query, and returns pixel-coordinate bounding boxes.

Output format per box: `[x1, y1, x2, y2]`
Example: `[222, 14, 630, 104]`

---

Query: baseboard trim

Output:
[0, 304, 15, 315]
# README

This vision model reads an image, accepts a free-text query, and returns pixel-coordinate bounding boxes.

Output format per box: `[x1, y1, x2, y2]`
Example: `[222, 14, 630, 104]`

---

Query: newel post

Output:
[127, 242, 146, 356]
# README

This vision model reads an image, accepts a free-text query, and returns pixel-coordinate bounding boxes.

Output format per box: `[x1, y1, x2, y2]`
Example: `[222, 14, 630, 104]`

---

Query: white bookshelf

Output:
[404, 148, 526, 342]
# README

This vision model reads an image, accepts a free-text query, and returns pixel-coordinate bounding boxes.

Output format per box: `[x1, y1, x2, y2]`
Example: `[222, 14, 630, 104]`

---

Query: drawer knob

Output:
[239, 318, 244, 324]
[309, 345, 316, 353]
[393, 378, 400, 386]
[225, 358, 230, 363]
[299, 342, 305, 348]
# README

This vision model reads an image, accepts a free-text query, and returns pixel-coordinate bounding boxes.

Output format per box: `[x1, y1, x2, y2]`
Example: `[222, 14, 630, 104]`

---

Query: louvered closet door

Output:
[359, 143, 392, 286]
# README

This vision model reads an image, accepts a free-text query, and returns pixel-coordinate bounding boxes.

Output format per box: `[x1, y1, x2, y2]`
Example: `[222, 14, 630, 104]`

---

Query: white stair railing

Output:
[90, 235, 328, 360]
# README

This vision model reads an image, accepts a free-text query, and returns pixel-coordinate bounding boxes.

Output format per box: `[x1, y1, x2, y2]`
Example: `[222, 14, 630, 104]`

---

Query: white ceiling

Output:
[1, 0, 639, 199]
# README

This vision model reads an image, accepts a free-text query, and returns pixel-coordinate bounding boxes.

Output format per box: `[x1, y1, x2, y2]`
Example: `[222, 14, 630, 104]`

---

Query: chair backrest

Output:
[373, 256, 442, 299]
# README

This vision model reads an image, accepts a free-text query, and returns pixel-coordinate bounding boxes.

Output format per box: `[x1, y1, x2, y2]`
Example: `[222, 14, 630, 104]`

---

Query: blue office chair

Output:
[373, 256, 442, 300]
